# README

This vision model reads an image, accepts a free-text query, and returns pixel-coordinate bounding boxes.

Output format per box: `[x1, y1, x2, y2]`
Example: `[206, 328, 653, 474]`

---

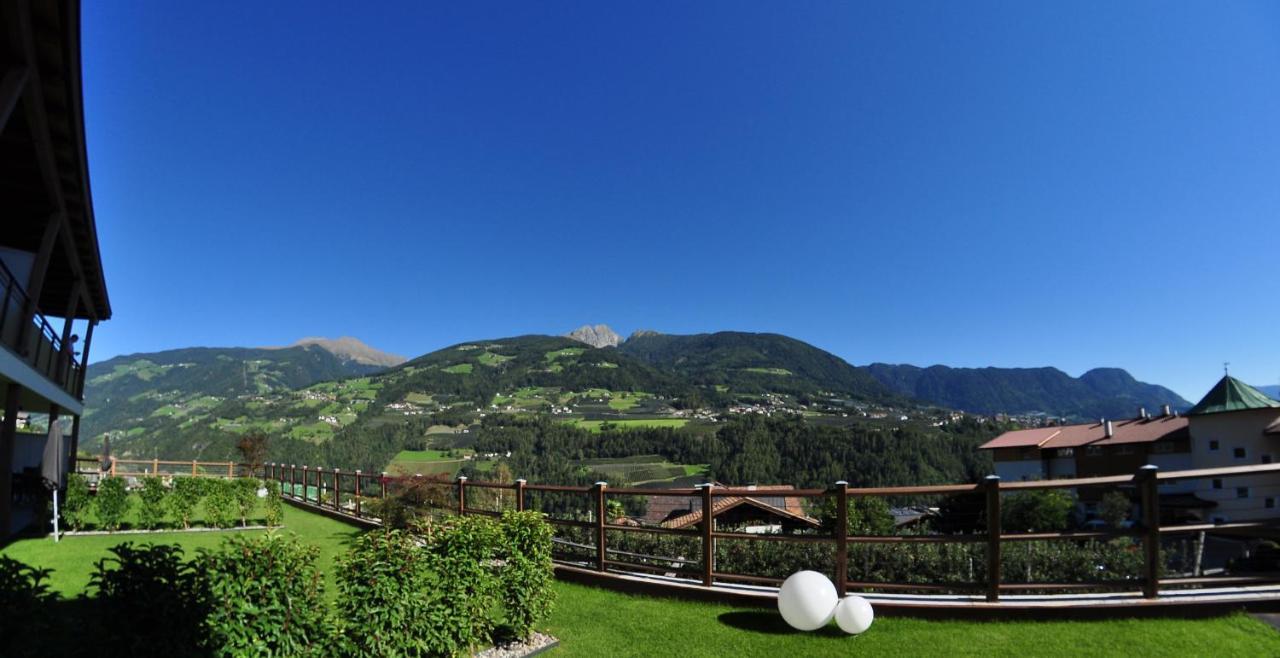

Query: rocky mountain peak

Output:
[289, 336, 407, 367]
[566, 324, 622, 348]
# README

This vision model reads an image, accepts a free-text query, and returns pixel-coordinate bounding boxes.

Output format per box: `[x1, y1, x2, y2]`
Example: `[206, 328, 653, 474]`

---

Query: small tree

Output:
[236, 431, 269, 478]
[63, 473, 92, 531]
[335, 530, 435, 656]
[202, 480, 237, 529]
[263, 482, 284, 527]
[1003, 489, 1074, 533]
[1099, 491, 1132, 529]
[90, 543, 205, 653]
[95, 476, 131, 532]
[168, 478, 205, 529]
[137, 477, 169, 530]
[196, 533, 330, 656]
[499, 511, 556, 640]
[232, 478, 259, 527]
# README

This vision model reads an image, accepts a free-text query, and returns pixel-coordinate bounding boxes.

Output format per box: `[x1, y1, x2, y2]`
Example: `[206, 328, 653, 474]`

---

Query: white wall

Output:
[1188, 408, 1280, 522]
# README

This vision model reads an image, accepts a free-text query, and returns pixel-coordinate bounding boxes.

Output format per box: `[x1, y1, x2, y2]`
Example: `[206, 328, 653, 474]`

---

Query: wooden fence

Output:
[77, 457, 248, 480]
[264, 461, 1280, 602]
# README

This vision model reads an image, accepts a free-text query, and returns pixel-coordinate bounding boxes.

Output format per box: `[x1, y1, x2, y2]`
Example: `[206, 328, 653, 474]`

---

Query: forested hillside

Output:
[863, 363, 1189, 420]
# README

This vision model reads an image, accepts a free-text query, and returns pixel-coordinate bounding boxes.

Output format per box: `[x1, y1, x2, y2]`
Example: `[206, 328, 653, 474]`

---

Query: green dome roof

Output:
[1187, 375, 1280, 416]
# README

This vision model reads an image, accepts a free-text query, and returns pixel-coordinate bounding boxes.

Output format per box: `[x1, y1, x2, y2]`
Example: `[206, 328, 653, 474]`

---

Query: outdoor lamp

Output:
[777, 570, 838, 631]
[833, 595, 874, 634]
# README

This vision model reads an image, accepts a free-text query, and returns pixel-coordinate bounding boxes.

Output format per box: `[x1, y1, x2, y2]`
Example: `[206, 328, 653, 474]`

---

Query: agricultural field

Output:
[443, 363, 473, 374]
[563, 418, 689, 433]
[574, 454, 707, 484]
[386, 448, 497, 476]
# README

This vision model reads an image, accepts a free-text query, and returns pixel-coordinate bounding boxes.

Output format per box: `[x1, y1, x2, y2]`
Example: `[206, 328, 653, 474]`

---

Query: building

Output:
[1, 0, 111, 537]
[1185, 375, 1280, 523]
[642, 483, 821, 533]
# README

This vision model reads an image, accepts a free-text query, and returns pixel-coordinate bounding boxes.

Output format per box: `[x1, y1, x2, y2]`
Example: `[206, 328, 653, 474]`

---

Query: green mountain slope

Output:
[617, 331, 893, 400]
[863, 363, 1190, 419]
[82, 344, 389, 447]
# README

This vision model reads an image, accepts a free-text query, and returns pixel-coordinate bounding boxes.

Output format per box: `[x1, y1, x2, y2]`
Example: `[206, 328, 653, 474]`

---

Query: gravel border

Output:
[473, 632, 559, 658]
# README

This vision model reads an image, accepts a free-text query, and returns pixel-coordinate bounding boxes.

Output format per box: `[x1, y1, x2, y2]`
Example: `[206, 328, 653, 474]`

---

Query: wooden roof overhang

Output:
[1, 0, 110, 322]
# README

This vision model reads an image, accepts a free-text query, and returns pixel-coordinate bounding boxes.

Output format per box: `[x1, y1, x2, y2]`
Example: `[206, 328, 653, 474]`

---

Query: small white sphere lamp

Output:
[777, 570, 838, 631]
[833, 595, 874, 635]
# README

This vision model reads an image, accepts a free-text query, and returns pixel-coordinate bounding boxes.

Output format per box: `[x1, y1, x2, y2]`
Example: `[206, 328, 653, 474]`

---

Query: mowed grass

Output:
[565, 418, 688, 433]
[546, 582, 1280, 657]
[0, 506, 361, 599]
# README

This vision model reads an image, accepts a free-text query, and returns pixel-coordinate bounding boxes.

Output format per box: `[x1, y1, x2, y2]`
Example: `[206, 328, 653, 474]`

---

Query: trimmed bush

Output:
[335, 530, 435, 657]
[95, 476, 131, 532]
[427, 514, 503, 654]
[196, 533, 331, 656]
[499, 511, 556, 639]
[263, 482, 283, 527]
[168, 477, 204, 529]
[63, 472, 92, 531]
[137, 477, 169, 530]
[90, 543, 205, 655]
[202, 479, 237, 529]
[231, 478, 258, 527]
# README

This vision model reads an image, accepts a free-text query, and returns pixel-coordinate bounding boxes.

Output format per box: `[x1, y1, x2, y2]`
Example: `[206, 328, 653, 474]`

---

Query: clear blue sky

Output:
[82, 2, 1280, 401]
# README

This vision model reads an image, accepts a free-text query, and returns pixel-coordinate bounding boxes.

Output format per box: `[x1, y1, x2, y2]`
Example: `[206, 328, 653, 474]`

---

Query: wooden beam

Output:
[0, 67, 29, 135]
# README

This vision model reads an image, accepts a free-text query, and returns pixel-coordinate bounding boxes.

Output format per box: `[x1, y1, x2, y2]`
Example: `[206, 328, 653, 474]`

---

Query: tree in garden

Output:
[137, 477, 169, 530]
[95, 477, 131, 532]
[232, 478, 259, 527]
[263, 483, 283, 527]
[168, 477, 205, 529]
[62, 473, 92, 531]
[335, 530, 436, 656]
[1099, 491, 1132, 528]
[202, 480, 237, 529]
[1003, 489, 1074, 533]
[499, 511, 556, 640]
[235, 431, 269, 478]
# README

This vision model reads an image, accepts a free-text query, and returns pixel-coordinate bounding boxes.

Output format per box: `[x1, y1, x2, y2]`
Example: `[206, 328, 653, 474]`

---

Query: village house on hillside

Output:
[981, 375, 1280, 524]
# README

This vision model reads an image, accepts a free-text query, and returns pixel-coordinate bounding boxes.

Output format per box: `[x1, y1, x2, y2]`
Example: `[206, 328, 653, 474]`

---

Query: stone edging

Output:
[59, 524, 277, 537]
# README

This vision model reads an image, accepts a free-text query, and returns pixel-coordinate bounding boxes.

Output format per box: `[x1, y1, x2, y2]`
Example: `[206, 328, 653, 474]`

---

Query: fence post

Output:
[984, 475, 1001, 602]
[191, 460, 197, 477]
[1139, 464, 1161, 599]
[515, 479, 526, 512]
[834, 481, 849, 598]
[354, 470, 362, 517]
[381, 472, 389, 502]
[290, 465, 297, 498]
[457, 476, 467, 515]
[110, 457, 117, 477]
[700, 482, 714, 587]
[595, 481, 608, 572]
[333, 468, 342, 511]
[302, 466, 309, 502]
[153, 457, 159, 475]
[227, 462, 233, 478]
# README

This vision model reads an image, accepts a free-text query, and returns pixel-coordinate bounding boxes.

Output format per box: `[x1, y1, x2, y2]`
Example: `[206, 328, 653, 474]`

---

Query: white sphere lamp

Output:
[833, 595, 874, 635]
[777, 570, 838, 631]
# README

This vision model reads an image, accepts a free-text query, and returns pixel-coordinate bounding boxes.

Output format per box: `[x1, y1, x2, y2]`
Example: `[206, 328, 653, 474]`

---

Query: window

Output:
[1086, 446, 1103, 457]
[1263, 454, 1273, 464]
[1055, 448, 1074, 457]
[1267, 498, 1276, 510]
[1115, 445, 1135, 455]
[1212, 479, 1223, 490]
[1237, 487, 1250, 499]
[1209, 440, 1220, 451]
[1233, 447, 1247, 459]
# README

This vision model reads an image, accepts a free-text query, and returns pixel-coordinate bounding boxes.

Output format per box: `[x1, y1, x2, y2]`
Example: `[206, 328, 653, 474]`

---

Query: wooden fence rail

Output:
[264, 461, 1280, 602]
[77, 457, 248, 479]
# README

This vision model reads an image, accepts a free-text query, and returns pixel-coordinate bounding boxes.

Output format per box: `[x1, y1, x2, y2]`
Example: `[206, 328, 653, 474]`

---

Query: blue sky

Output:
[81, 2, 1280, 400]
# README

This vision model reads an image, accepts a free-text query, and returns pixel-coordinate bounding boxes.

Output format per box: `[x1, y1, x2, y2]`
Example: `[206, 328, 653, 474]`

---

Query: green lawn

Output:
[1, 506, 361, 599]
[546, 582, 1280, 656]
[443, 363, 474, 374]
[565, 418, 689, 433]
[6, 506, 1278, 656]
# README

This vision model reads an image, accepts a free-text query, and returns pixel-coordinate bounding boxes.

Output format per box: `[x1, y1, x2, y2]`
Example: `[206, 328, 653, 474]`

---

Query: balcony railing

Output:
[0, 258, 82, 397]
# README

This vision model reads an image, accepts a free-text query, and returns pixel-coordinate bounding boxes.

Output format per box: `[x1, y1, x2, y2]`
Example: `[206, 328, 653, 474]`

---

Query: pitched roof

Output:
[1187, 376, 1280, 416]
[659, 493, 821, 530]
[979, 415, 1188, 450]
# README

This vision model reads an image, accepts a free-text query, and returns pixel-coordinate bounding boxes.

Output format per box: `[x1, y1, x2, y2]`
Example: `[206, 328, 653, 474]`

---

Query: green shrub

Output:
[202, 480, 237, 529]
[196, 533, 331, 656]
[137, 477, 169, 530]
[95, 477, 131, 532]
[499, 511, 556, 639]
[0, 556, 56, 657]
[1004, 489, 1075, 533]
[168, 477, 205, 529]
[232, 478, 259, 527]
[426, 514, 502, 654]
[63, 473, 92, 531]
[90, 543, 205, 656]
[263, 482, 284, 527]
[335, 530, 435, 657]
